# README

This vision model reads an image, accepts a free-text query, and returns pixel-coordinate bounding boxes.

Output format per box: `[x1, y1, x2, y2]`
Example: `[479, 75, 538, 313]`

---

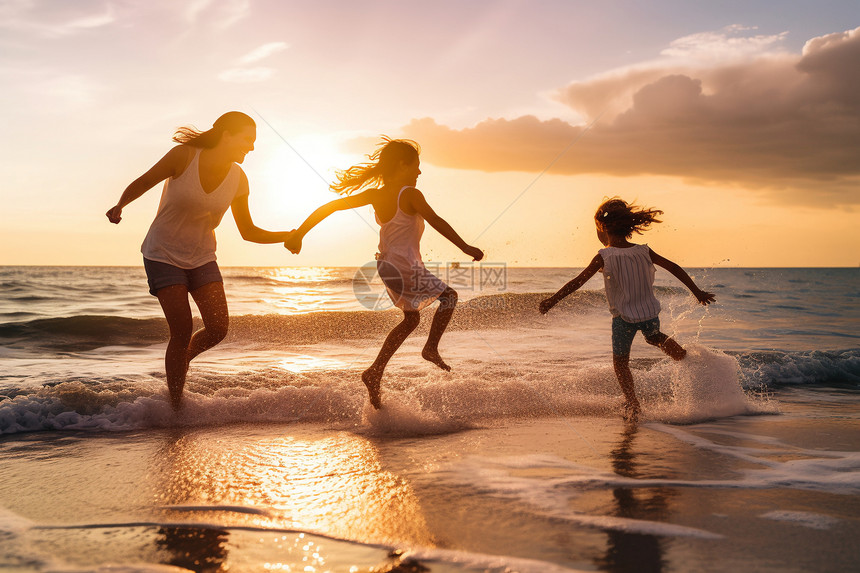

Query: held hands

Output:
[694, 289, 716, 305]
[284, 230, 302, 254]
[106, 205, 123, 224]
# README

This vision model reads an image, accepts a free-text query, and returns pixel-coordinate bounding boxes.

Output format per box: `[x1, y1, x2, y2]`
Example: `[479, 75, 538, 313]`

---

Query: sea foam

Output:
[362, 397, 474, 437]
[0, 345, 778, 435]
[642, 345, 775, 423]
[760, 510, 841, 530]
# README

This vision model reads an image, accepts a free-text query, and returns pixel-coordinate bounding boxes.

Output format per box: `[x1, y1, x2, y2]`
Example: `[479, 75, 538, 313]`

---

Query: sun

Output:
[246, 134, 357, 229]
[236, 132, 380, 265]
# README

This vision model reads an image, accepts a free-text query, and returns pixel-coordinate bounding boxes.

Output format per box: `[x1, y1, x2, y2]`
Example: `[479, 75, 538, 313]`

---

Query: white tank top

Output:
[375, 186, 425, 265]
[599, 244, 661, 323]
[141, 148, 246, 268]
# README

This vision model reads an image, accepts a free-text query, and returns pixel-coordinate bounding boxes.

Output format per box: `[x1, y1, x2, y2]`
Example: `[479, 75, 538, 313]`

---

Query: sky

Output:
[1, 0, 858, 268]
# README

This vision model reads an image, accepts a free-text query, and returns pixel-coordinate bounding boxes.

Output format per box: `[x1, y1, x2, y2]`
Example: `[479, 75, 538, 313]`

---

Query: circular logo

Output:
[353, 261, 400, 311]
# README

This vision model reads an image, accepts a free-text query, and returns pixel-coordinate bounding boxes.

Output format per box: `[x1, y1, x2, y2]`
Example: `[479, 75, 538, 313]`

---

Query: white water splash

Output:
[644, 345, 776, 423]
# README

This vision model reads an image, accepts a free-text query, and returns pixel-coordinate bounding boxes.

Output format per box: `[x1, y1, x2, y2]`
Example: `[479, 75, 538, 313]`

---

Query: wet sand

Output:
[1, 390, 859, 572]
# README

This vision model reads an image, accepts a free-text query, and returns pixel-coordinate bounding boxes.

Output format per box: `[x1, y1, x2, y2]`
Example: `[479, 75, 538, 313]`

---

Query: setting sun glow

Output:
[1, 2, 857, 267]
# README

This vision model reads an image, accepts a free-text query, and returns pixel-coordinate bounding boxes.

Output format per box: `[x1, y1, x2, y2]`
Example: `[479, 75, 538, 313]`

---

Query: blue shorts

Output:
[611, 315, 662, 356]
[143, 258, 222, 296]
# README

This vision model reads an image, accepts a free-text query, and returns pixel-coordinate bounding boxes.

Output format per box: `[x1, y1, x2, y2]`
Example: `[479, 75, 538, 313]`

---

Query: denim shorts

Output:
[611, 315, 662, 356]
[143, 258, 222, 296]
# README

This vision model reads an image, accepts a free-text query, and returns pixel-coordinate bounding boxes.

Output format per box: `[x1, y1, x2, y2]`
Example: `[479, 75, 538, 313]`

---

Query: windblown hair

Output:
[330, 137, 420, 195]
[172, 111, 255, 148]
[595, 197, 663, 238]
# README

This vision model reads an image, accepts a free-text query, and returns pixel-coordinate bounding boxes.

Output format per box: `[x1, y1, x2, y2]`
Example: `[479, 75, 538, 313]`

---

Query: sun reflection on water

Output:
[276, 354, 349, 373]
[260, 267, 354, 314]
[151, 430, 434, 548]
[265, 267, 338, 283]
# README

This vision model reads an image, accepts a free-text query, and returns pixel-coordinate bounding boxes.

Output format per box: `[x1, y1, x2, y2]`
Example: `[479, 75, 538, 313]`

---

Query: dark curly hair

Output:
[595, 197, 663, 238]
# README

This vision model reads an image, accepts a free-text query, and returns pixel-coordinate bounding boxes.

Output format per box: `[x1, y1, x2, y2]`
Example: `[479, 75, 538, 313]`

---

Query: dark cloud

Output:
[400, 27, 860, 206]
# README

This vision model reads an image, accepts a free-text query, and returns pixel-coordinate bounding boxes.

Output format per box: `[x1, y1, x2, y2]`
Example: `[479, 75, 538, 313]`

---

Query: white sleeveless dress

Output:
[375, 186, 447, 311]
[141, 148, 246, 268]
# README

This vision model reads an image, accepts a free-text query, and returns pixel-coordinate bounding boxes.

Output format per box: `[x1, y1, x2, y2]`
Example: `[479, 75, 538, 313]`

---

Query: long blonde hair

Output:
[330, 137, 420, 195]
[172, 111, 255, 148]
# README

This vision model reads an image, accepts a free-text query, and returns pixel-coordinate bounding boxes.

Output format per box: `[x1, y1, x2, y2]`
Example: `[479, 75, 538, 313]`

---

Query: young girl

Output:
[284, 138, 483, 408]
[539, 198, 715, 419]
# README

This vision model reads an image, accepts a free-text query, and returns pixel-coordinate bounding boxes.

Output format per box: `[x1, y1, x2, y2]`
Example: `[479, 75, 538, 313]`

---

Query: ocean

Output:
[1, 265, 858, 572]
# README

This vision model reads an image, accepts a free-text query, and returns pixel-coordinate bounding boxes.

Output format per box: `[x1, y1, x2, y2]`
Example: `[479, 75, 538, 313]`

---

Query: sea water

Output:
[0, 266, 858, 571]
[1, 266, 856, 432]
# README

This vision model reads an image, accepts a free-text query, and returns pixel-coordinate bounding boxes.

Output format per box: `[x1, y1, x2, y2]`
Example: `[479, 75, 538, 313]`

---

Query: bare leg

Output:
[612, 354, 641, 421]
[156, 285, 194, 411]
[188, 281, 229, 362]
[362, 310, 421, 408]
[422, 287, 457, 371]
[645, 332, 686, 360]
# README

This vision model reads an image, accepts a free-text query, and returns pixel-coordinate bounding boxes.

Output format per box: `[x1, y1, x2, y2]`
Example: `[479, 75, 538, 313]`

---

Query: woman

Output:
[284, 138, 483, 408]
[106, 111, 292, 410]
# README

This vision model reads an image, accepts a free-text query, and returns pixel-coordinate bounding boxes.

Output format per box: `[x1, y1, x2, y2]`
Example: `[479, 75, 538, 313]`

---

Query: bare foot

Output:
[622, 401, 641, 422]
[361, 368, 382, 409]
[421, 348, 451, 371]
[168, 390, 183, 412]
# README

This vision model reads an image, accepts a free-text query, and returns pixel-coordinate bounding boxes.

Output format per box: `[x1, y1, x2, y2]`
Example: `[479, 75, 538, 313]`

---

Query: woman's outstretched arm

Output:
[404, 188, 483, 261]
[106, 146, 189, 223]
[231, 172, 294, 243]
[284, 190, 376, 254]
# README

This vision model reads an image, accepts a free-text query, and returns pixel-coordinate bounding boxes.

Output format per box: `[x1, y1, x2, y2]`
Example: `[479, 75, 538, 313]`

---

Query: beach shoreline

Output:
[2, 388, 858, 572]
[1, 266, 858, 571]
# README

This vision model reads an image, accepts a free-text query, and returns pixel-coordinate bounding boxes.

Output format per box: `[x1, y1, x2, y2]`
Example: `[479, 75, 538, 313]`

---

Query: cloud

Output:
[60, 10, 115, 32]
[218, 67, 275, 83]
[399, 27, 860, 206]
[660, 25, 789, 64]
[218, 41, 287, 83]
[184, 0, 212, 23]
[0, 2, 116, 37]
[0, 64, 104, 110]
[545, 25, 793, 123]
[184, 0, 249, 30]
[238, 41, 289, 64]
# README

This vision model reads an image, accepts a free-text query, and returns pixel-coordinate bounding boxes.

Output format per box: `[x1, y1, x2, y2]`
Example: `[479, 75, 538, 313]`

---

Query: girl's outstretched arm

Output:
[285, 190, 376, 254]
[649, 249, 715, 305]
[404, 188, 483, 261]
[539, 254, 602, 314]
[231, 173, 294, 244]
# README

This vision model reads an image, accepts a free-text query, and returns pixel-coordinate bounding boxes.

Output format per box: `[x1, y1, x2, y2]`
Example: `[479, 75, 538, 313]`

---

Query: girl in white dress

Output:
[285, 138, 483, 408]
[539, 198, 715, 420]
